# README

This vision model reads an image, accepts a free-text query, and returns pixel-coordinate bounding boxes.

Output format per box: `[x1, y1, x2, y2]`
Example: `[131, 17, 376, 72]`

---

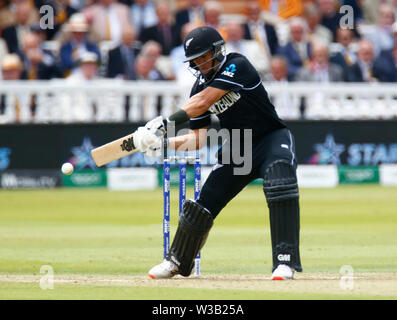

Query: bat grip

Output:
[163, 134, 169, 159]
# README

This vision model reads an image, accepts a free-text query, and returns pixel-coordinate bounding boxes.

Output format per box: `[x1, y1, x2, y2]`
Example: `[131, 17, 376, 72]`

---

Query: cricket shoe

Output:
[271, 264, 295, 280]
[148, 260, 179, 279]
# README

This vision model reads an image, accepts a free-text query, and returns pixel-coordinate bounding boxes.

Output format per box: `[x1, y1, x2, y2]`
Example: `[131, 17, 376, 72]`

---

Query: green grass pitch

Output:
[0, 185, 396, 300]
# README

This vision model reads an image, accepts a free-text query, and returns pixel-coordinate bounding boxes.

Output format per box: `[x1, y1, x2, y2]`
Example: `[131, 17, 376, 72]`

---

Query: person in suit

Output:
[19, 32, 62, 80]
[134, 53, 164, 118]
[202, 1, 227, 40]
[60, 13, 100, 76]
[361, 3, 396, 57]
[175, 0, 205, 30]
[130, 0, 158, 36]
[242, 1, 279, 57]
[83, 0, 133, 46]
[139, 1, 181, 56]
[372, 42, 397, 82]
[1, 1, 39, 54]
[106, 26, 141, 79]
[225, 20, 270, 79]
[276, 17, 312, 80]
[294, 42, 344, 82]
[264, 56, 302, 120]
[346, 39, 379, 82]
[329, 28, 358, 81]
[317, 0, 344, 41]
[303, 2, 333, 46]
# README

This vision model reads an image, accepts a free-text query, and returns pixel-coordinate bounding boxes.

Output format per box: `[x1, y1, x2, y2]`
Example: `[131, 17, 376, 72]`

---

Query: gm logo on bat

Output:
[120, 137, 134, 152]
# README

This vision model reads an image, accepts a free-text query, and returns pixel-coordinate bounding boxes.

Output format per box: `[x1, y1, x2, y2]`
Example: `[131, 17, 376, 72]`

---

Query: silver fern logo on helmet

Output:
[185, 38, 194, 49]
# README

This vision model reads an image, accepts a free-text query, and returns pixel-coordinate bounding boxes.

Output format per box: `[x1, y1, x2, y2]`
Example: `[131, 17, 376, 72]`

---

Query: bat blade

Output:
[91, 132, 138, 167]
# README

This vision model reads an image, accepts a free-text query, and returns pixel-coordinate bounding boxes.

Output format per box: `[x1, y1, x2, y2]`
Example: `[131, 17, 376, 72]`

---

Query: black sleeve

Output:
[209, 54, 261, 92]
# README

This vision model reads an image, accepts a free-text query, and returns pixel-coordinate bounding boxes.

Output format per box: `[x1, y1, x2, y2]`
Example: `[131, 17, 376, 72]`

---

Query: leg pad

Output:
[167, 200, 213, 276]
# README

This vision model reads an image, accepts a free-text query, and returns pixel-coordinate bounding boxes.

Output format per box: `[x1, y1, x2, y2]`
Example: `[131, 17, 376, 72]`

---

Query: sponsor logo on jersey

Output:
[209, 91, 241, 115]
[221, 63, 237, 77]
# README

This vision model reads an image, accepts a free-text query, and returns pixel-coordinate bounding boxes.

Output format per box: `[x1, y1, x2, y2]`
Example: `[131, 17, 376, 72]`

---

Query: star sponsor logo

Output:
[68, 137, 97, 169]
[309, 134, 345, 165]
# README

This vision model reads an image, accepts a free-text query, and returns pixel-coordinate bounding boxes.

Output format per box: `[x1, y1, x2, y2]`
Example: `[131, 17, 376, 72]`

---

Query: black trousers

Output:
[197, 128, 297, 218]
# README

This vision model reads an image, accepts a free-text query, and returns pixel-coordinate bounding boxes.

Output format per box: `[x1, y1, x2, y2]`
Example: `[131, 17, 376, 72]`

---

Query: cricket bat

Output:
[91, 132, 137, 167]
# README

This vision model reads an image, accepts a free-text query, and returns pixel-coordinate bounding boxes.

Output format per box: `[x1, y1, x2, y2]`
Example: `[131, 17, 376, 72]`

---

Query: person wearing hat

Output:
[67, 51, 100, 82]
[60, 13, 100, 77]
[61, 51, 102, 122]
[0, 54, 29, 123]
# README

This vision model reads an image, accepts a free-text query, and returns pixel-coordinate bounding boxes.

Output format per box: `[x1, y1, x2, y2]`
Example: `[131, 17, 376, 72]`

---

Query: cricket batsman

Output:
[132, 26, 302, 280]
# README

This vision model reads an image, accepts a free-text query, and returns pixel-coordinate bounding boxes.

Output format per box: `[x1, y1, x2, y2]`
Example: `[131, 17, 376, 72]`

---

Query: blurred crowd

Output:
[0, 0, 397, 85]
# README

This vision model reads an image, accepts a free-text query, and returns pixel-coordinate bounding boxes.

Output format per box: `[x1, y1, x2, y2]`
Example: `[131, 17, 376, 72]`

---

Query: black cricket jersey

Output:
[189, 52, 286, 142]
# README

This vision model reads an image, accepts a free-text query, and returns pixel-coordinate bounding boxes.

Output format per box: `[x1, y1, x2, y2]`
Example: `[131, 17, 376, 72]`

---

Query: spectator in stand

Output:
[264, 56, 291, 82]
[67, 51, 100, 81]
[175, 0, 205, 30]
[1, 53, 23, 80]
[107, 26, 141, 80]
[362, 3, 396, 56]
[83, 0, 133, 46]
[139, 1, 181, 55]
[265, 56, 302, 119]
[0, 53, 39, 123]
[63, 51, 101, 122]
[203, 1, 227, 40]
[140, 40, 173, 80]
[60, 13, 100, 77]
[19, 32, 62, 80]
[0, 0, 15, 30]
[135, 53, 164, 81]
[277, 17, 312, 80]
[242, 1, 279, 57]
[0, 38, 8, 71]
[303, 2, 333, 45]
[170, 22, 196, 85]
[346, 39, 380, 82]
[130, 0, 158, 36]
[134, 53, 164, 118]
[372, 23, 397, 82]
[1, 1, 39, 54]
[294, 41, 344, 82]
[317, 0, 343, 41]
[225, 20, 270, 79]
[329, 28, 358, 81]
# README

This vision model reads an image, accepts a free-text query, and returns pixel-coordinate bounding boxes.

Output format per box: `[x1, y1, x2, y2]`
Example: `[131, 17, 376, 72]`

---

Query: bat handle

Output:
[163, 135, 168, 160]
